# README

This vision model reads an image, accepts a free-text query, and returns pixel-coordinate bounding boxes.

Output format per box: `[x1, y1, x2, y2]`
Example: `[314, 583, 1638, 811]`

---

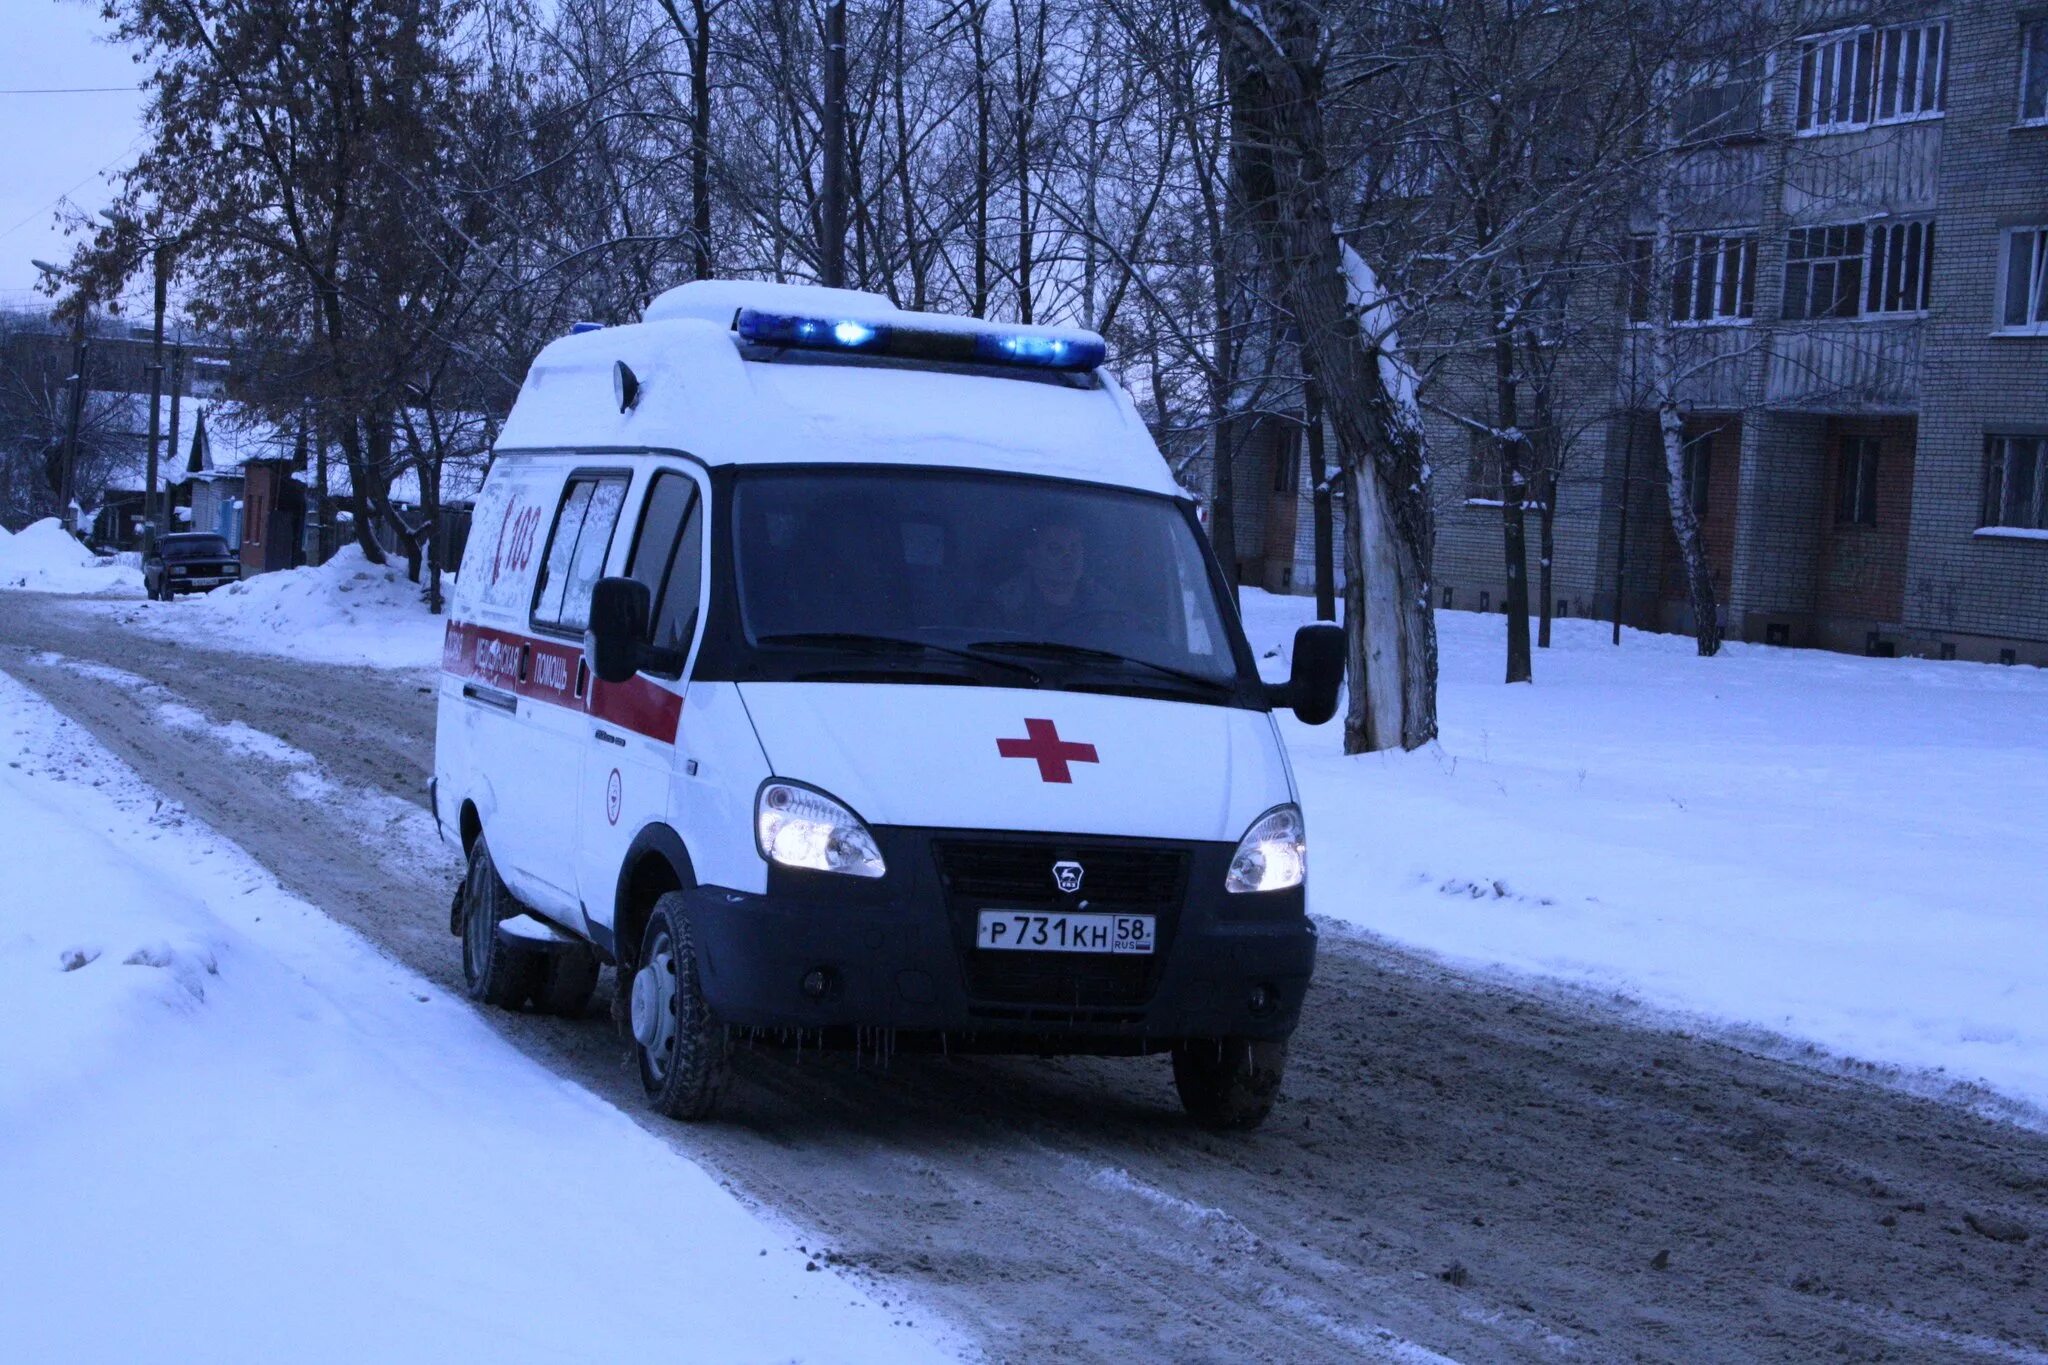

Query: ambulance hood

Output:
[735, 682, 1294, 844]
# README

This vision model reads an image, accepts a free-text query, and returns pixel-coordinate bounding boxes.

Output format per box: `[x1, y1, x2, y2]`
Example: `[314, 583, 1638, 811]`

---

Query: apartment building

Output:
[1226, 3, 2048, 665]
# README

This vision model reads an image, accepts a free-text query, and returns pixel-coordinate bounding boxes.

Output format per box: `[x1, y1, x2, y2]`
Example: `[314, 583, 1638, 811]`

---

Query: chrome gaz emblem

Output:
[1052, 860, 1084, 894]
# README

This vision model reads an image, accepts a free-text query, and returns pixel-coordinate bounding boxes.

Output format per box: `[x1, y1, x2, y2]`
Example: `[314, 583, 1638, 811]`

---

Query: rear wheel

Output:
[630, 893, 729, 1120]
[1172, 1038, 1289, 1131]
[459, 837, 542, 1009]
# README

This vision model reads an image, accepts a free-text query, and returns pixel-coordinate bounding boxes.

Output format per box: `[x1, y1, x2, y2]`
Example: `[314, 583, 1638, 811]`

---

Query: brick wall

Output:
[1901, 0, 2048, 646]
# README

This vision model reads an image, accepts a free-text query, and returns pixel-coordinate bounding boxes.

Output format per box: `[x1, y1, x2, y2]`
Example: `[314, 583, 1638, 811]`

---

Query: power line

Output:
[0, 130, 150, 246]
[0, 87, 136, 95]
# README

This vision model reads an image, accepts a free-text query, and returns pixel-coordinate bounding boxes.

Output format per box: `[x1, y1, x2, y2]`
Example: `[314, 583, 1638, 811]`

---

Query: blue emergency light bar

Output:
[734, 308, 1106, 373]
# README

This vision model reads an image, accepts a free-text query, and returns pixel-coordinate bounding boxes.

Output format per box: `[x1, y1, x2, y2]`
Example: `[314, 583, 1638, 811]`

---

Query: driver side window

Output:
[625, 471, 706, 654]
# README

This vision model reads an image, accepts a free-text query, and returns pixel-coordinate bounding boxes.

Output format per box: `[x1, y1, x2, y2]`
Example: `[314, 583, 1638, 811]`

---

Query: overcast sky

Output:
[0, 2, 146, 309]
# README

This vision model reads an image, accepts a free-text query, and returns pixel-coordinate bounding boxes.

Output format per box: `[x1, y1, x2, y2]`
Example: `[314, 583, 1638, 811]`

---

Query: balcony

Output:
[1766, 320, 1921, 412]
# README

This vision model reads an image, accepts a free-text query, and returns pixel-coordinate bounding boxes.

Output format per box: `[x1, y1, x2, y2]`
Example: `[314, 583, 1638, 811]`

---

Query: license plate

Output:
[975, 911, 1155, 954]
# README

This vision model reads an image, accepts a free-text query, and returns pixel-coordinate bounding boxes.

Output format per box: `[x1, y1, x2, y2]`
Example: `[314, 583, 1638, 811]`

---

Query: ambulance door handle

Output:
[516, 643, 531, 684]
[575, 656, 589, 700]
[461, 683, 517, 714]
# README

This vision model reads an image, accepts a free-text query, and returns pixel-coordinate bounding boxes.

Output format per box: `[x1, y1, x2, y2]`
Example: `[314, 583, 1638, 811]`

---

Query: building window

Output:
[1631, 234, 1757, 323]
[1466, 428, 1504, 502]
[1683, 434, 1712, 517]
[1798, 28, 1874, 132]
[1983, 436, 2048, 531]
[1998, 227, 2048, 333]
[1867, 221, 1935, 315]
[1873, 22, 1946, 122]
[2019, 19, 2047, 124]
[1273, 437, 1301, 495]
[1673, 55, 1764, 143]
[1784, 225, 1866, 319]
[1797, 23, 1946, 133]
[1837, 436, 1880, 525]
[1782, 220, 1936, 320]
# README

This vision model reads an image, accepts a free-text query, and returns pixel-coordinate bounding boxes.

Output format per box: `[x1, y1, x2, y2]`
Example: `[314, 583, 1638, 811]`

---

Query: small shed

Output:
[240, 458, 307, 575]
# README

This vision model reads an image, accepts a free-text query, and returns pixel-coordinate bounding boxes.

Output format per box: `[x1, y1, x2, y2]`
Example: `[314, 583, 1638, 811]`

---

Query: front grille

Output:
[932, 837, 1188, 1012]
[932, 841, 1185, 907]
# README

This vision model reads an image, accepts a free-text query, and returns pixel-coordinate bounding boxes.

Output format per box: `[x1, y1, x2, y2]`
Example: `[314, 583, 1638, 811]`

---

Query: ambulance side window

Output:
[533, 474, 628, 633]
[625, 471, 704, 653]
[656, 498, 705, 650]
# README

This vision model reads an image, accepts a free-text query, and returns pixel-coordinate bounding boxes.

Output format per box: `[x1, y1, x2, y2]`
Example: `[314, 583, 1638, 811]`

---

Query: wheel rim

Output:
[633, 930, 680, 1082]
[462, 864, 491, 981]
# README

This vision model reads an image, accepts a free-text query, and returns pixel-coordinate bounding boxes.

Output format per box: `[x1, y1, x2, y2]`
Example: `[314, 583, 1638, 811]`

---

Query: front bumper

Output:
[677, 826, 1316, 1050]
[167, 571, 238, 592]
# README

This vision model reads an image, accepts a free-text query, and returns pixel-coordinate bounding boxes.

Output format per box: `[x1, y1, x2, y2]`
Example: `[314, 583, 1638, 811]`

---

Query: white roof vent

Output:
[643, 279, 897, 328]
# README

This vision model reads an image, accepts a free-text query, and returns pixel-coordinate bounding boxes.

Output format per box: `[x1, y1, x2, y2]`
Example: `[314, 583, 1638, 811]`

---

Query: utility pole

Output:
[820, 0, 847, 287]
[144, 243, 170, 545]
[62, 329, 89, 526]
[167, 344, 184, 482]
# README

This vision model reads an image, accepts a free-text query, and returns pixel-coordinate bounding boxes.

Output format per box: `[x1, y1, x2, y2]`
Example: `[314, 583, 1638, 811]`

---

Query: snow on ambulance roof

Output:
[493, 280, 1181, 498]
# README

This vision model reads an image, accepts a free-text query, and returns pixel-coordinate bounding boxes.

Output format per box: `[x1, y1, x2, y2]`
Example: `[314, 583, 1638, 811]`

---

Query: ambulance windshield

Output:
[730, 468, 1250, 698]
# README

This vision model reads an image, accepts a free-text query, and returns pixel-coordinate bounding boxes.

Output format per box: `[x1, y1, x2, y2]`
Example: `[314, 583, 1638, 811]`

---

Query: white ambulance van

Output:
[434, 280, 1343, 1129]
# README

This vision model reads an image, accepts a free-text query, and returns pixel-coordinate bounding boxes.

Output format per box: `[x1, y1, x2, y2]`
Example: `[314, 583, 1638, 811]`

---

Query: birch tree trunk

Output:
[1648, 172, 1724, 656]
[1658, 399, 1722, 655]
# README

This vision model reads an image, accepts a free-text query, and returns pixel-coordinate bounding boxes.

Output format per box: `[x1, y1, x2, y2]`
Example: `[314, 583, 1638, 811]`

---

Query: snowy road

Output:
[4, 592, 2045, 1364]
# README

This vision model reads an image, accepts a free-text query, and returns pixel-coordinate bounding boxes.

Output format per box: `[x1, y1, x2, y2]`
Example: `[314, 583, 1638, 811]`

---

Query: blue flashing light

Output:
[734, 308, 1104, 373]
[569, 320, 605, 335]
[738, 311, 887, 352]
[977, 331, 1105, 370]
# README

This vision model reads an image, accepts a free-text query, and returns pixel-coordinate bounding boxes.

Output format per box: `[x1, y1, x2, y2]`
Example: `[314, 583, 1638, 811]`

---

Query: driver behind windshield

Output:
[987, 517, 1115, 638]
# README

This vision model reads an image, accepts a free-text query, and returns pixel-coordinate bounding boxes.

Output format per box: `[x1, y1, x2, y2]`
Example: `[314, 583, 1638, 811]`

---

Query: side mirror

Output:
[585, 576, 652, 685]
[1282, 622, 1345, 725]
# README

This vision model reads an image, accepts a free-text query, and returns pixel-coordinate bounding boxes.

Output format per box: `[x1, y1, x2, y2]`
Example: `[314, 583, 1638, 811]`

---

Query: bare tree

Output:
[1204, 0, 1438, 752]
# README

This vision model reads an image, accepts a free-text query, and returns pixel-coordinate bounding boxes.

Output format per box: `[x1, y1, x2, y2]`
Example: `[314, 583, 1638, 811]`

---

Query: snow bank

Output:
[0, 518, 140, 594]
[0, 672, 951, 1363]
[1242, 590, 2048, 1120]
[119, 544, 449, 669]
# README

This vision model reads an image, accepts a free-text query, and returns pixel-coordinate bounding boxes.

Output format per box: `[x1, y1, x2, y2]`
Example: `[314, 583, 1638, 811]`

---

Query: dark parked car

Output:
[144, 533, 241, 600]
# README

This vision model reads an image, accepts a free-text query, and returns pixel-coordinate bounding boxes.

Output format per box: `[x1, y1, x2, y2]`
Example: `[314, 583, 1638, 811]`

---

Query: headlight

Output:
[755, 781, 886, 878]
[1227, 804, 1305, 893]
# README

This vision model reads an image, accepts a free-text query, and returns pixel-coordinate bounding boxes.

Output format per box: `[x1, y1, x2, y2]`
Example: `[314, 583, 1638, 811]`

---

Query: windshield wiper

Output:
[965, 639, 1233, 694]
[755, 632, 1041, 684]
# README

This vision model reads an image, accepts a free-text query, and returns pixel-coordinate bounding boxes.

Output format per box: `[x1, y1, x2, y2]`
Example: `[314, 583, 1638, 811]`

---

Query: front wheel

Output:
[1172, 1039, 1289, 1131]
[630, 893, 729, 1121]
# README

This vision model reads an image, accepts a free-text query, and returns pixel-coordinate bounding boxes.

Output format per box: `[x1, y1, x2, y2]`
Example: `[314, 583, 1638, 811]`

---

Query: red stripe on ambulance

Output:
[442, 620, 682, 744]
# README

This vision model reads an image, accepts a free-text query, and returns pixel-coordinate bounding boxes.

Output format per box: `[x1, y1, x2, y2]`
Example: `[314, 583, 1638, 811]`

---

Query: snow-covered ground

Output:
[0, 518, 140, 594]
[1243, 591, 2048, 1120]
[0, 671, 950, 1364]
[82, 544, 452, 668]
